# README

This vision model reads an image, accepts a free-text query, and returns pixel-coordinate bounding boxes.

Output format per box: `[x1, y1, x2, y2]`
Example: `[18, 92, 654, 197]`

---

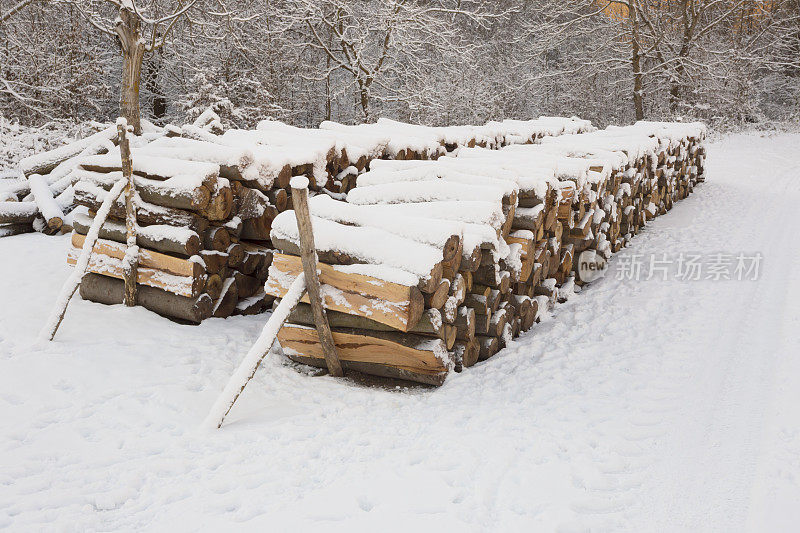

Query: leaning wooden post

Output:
[203, 273, 307, 430]
[117, 118, 138, 307]
[290, 176, 344, 377]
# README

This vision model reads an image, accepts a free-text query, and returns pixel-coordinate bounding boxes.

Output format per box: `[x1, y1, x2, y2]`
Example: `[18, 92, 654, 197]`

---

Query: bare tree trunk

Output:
[630, 2, 645, 121]
[325, 34, 332, 122]
[116, 7, 145, 135]
[358, 80, 370, 122]
[146, 46, 167, 122]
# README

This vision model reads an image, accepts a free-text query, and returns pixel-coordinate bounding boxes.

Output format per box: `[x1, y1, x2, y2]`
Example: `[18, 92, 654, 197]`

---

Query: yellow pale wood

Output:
[72, 233, 199, 277]
[278, 324, 448, 375]
[67, 248, 197, 297]
[265, 253, 422, 332]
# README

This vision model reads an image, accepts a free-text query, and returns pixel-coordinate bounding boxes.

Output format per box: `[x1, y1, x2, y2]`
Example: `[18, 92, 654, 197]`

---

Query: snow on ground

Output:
[1, 133, 799, 531]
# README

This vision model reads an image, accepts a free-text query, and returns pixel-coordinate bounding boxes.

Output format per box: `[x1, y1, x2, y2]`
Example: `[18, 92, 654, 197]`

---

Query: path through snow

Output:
[1, 133, 799, 531]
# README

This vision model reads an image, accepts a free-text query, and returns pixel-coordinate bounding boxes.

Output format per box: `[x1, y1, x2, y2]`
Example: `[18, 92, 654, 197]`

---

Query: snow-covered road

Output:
[1, 133, 799, 531]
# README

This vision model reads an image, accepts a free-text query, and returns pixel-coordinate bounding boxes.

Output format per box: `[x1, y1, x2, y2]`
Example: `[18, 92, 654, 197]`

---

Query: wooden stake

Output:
[117, 119, 138, 307]
[203, 273, 307, 429]
[290, 177, 343, 377]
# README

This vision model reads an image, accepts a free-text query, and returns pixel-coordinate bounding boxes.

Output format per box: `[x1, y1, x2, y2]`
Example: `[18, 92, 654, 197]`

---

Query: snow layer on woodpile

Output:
[81, 153, 219, 183]
[308, 195, 465, 250]
[270, 211, 442, 284]
[347, 180, 509, 206]
[18, 126, 118, 176]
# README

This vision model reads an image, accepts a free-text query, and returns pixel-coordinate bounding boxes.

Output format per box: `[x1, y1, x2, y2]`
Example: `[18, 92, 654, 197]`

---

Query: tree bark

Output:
[116, 8, 145, 135]
[630, 3, 645, 121]
[290, 181, 343, 377]
[118, 121, 138, 306]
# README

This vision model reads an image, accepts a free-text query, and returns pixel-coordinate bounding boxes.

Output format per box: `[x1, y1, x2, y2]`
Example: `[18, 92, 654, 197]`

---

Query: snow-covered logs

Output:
[0, 122, 144, 236]
[59, 112, 594, 324]
[68, 149, 276, 321]
[265, 120, 706, 385]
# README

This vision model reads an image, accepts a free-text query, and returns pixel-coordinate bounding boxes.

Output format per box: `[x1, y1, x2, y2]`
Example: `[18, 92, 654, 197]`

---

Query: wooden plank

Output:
[265, 253, 423, 332]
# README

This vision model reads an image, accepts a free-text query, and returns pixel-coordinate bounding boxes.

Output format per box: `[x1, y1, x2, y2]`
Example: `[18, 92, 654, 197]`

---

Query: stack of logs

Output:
[1, 114, 595, 239]
[265, 121, 707, 385]
[0, 125, 120, 237]
[69, 151, 279, 322]
[64, 114, 596, 324]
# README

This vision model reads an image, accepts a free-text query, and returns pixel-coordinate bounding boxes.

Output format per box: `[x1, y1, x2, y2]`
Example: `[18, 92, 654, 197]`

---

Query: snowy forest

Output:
[1, 0, 798, 134]
[4, 1, 800, 530]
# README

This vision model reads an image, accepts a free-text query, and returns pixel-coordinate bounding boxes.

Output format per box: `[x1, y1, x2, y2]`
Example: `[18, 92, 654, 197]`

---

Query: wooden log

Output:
[200, 250, 228, 274]
[0, 201, 38, 224]
[0, 223, 34, 237]
[487, 289, 502, 313]
[266, 252, 425, 333]
[441, 295, 457, 324]
[459, 246, 482, 272]
[267, 188, 288, 212]
[512, 205, 544, 231]
[487, 308, 508, 337]
[212, 278, 238, 318]
[205, 274, 223, 300]
[79, 273, 213, 323]
[199, 182, 233, 221]
[278, 324, 449, 384]
[235, 250, 262, 275]
[288, 304, 445, 340]
[67, 241, 205, 298]
[453, 338, 480, 368]
[75, 168, 213, 213]
[226, 242, 245, 268]
[288, 353, 447, 386]
[71, 233, 203, 278]
[234, 291, 271, 316]
[28, 174, 63, 230]
[461, 270, 473, 292]
[271, 234, 443, 294]
[204, 226, 231, 252]
[477, 335, 498, 361]
[74, 182, 209, 234]
[240, 207, 276, 241]
[20, 125, 117, 176]
[233, 272, 260, 299]
[444, 325, 457, 350]
[507, 232, 534, 282]
[464, 293, 490, 315]
[473, 266, 511, 293]
[450, 273, 467, 305]
[72, 212, 201, 257]
[455, 306, 475, 341]
[306, 195, 463, 263]
[424, 278, 451, 310]
[470, 283, 492, 298]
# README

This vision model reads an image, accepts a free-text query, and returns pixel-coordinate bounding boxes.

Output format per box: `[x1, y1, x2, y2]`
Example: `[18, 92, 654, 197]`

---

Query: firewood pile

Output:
[42, 112, 593, 323]
[318, 116, 595, 193]
[0, 125, 122, 237]
[265, 121, 706, 385]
